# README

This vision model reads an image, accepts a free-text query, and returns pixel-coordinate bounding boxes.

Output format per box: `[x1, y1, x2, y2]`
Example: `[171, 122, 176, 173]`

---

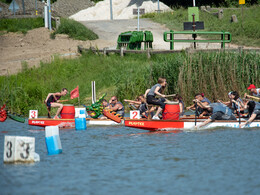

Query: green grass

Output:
[0, 18, 44, 34]
[142, 6, 260, 47]
[0, 51, 259, 116]
[0, 17, 98, 41]
[54, 18, 98, 40]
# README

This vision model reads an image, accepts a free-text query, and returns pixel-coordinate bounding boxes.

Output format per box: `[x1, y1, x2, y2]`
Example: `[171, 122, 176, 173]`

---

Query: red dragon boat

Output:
[124, 103, 260, 131]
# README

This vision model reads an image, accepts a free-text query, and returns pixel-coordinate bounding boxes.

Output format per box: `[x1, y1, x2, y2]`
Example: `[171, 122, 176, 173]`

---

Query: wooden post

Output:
[147, 48, 151, 59]
[120, 47, 124, 57]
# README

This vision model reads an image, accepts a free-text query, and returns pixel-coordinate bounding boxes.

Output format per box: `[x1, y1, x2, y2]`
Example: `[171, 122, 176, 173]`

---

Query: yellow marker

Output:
[239, 0, 245, 4]
[36, 10, 38, 15]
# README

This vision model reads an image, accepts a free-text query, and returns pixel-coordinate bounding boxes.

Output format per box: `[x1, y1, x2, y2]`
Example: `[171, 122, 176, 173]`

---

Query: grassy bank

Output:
[142, 6, 260, 47]
[0, 51, 259, 116]
[0, 17, 98, 40]
[0, 18, 44, 34]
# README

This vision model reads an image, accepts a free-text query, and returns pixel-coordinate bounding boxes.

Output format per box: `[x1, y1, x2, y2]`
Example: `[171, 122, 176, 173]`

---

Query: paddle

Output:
[238, 101, 241, 125]
[195, 102, 198, 126]
[245, 94, 260, 101]
[164, 94, 177, 98]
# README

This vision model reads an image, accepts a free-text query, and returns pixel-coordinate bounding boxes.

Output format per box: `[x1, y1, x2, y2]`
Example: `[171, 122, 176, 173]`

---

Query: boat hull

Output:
[125, 119, 260, 131]
[28, 118, 123, 128]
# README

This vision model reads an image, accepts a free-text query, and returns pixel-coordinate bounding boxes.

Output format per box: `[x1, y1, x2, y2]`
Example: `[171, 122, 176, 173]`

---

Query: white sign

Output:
[29, 110, 38, 119]
[130, 110, 140, 119]
[75, 108, 87, 118]
[4, 136, 35, 163]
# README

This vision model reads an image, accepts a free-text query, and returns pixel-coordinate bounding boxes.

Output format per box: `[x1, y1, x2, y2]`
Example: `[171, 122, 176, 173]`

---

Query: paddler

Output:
[218, 91, 245, 116]
[239, 99, 260, 128]
[124, 94, 154, 118]
[44, 88, 68, 119]
[108, 96, 125, 117]
[244, 84, 260, 101]
[146, 77, 168, 120]
[195, 101, 236, 128]
[186, 93, 211, 117]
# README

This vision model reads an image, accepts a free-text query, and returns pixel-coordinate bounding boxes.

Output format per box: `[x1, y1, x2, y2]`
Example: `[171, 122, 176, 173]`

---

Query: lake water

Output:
[1, 119, 260, 195]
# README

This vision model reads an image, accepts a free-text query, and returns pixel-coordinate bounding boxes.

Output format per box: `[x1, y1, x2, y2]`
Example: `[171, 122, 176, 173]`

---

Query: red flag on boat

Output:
[70, 86, 79, 99]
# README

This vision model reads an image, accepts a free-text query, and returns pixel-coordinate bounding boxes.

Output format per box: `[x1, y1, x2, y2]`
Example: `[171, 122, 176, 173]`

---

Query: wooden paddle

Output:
[195, 102, 198, 126]
[164, 94, 177, 98]
[245, 94, 260, 101]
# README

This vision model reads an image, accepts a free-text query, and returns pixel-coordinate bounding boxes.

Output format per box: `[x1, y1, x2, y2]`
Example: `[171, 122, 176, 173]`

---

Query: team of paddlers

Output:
[123, 78, 260, 129]
[1, 78, 259, 129]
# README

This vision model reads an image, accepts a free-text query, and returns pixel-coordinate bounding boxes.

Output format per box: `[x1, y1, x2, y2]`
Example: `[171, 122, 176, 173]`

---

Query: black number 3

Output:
[20, 143, 30, 159]
[6, 141, 12, 158]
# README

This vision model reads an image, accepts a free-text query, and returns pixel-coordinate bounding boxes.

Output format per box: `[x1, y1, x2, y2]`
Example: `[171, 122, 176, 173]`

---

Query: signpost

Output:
[133, 8, 145, 31]
[239, 0, 245, 28]
[110, 0, 113, 20]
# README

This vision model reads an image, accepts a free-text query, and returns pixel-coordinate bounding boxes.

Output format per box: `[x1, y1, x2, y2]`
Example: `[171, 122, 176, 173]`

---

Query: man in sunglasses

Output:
[109, 96, 125, 117]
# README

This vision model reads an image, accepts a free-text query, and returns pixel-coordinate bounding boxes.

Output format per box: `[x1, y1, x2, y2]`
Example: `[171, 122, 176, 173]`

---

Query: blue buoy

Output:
[75, 118, 87, 130]
[45, 126, 62, 155]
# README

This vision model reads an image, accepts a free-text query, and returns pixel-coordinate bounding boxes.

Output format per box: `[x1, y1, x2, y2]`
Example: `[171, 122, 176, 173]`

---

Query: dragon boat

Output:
[28, 117, 123, 128]
[124, 102, 260, 131]
[124, 118, 260, 131]
[28, 93, 124, 128]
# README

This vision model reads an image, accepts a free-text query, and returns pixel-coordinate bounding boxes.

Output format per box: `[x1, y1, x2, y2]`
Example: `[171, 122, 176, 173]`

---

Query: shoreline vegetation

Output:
[0, 51, 259, 116]
[0, 6, 259, 116]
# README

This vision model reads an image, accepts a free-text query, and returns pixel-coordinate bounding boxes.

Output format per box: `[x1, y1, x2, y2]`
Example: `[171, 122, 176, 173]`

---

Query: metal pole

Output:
[35, 0, 37, 10]
[13, 0, 15, 15]
[193, 0, 196, 7]
[22, 0, 25, 15]
[110, 0, 113, 20]
[137, 7, 140, 31]
[47, 0, 52, 30]
[44, 5, 48, 28]
[157, 0, 160, 13]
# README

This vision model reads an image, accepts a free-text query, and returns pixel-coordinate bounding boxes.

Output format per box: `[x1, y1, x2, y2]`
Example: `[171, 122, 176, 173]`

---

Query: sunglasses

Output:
[111, 99, 116, 101]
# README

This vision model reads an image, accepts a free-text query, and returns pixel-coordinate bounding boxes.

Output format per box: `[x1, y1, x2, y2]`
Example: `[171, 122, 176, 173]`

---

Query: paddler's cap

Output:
[247, 84, 256, 90]
[228, 91, 232, 96]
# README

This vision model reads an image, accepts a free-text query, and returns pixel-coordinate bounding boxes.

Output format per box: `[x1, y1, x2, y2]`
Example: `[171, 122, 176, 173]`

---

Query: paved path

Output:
[80, 18, 226, 50]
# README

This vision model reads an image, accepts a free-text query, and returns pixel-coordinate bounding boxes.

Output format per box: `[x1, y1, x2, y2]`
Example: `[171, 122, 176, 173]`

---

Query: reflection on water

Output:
[1, 119, 260, 195]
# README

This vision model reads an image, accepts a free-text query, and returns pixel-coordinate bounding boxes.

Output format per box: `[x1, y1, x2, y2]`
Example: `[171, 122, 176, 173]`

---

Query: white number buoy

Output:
[75, 108, 86, 118]
[4, 136, 35, 163]
[130, 110, 140, 119]
[45, 126, 62, 155]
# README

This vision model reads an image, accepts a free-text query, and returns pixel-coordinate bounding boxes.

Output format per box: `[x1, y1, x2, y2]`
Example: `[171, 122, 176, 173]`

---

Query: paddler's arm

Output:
[154, 86, 165, 98]
[196, 118, 213, 128]
[239, 113, 257, 128]
[109, 103, 122, 111]
[124, 99, 141, 105]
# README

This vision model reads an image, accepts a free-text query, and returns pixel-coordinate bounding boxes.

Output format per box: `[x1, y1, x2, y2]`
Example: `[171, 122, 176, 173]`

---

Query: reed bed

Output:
[0, 51, 259, 116]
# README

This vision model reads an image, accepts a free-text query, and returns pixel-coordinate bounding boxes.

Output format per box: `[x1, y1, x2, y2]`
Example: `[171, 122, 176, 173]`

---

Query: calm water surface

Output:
[1, 119, 260, 195]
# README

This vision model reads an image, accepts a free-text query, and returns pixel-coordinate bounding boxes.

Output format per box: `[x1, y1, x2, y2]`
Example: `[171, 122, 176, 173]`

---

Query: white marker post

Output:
[45, 126, 62, 155]
[130, 110, 140, 119]
[4, 136, 35, 163]
[91, 81, 96, 104]
[29, 110, 38, 119]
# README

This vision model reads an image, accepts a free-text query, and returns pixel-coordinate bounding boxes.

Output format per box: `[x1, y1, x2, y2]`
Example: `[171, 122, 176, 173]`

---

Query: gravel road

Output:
[80, 18, 228, 50]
